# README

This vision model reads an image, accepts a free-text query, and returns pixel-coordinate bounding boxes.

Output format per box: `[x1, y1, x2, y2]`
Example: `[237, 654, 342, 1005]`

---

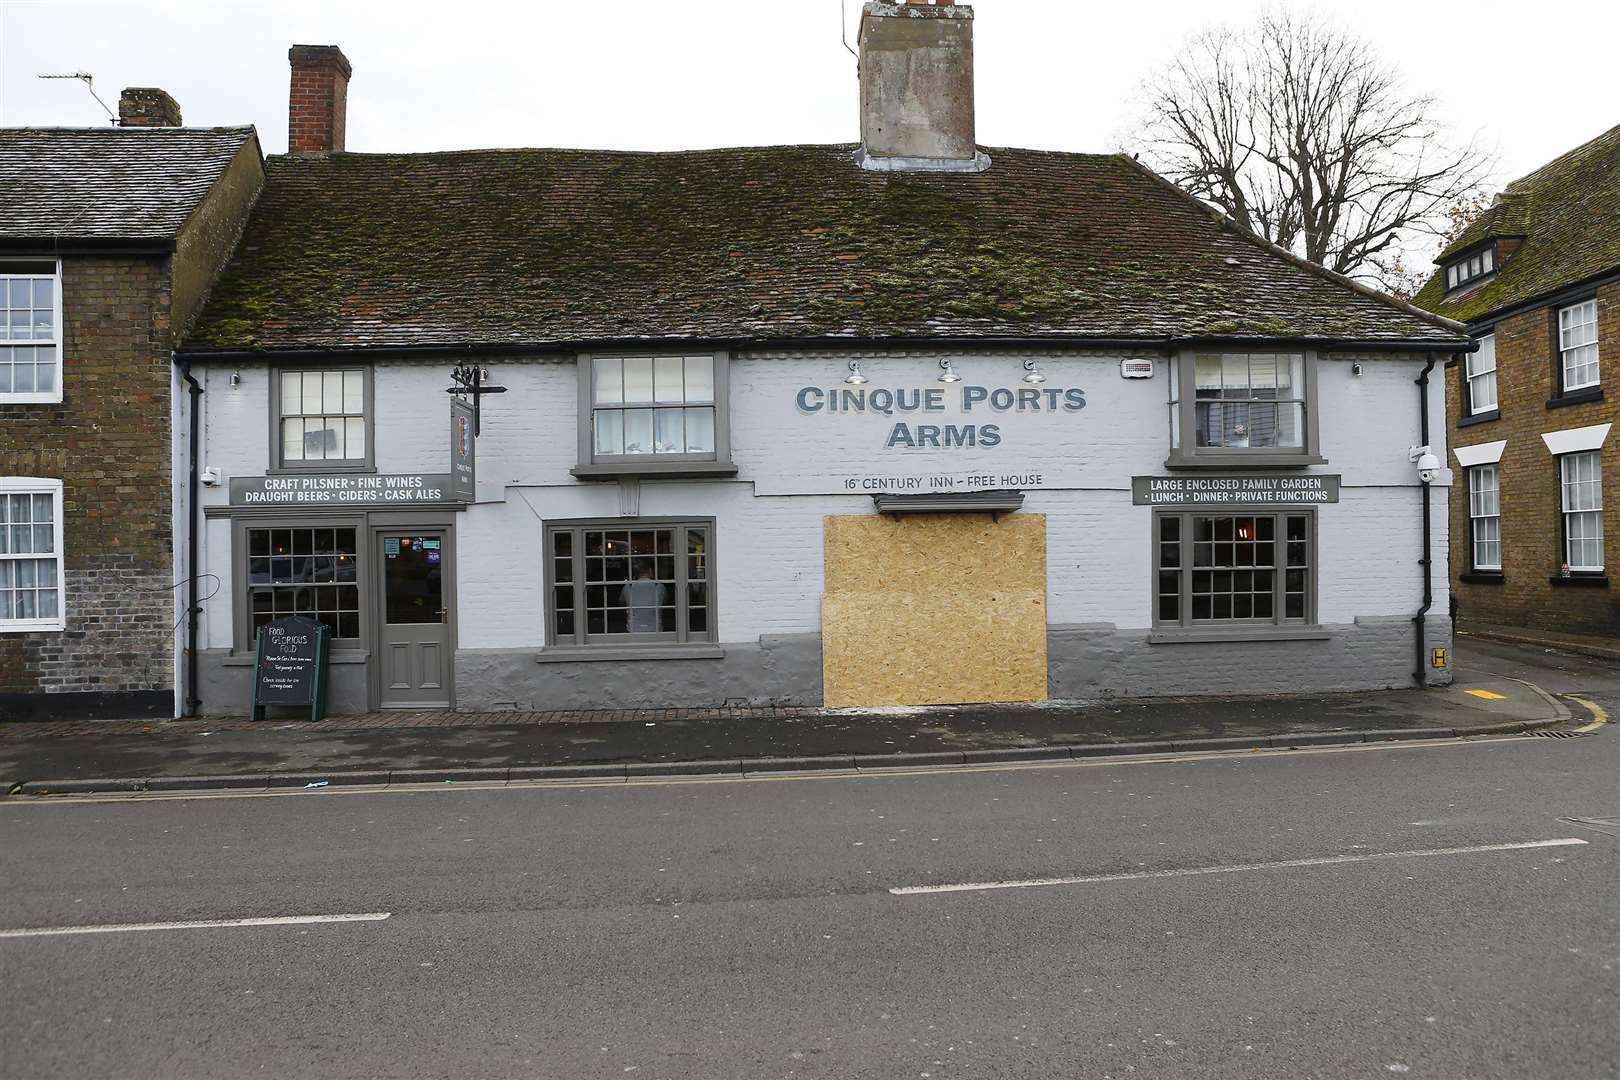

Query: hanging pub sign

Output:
[1131, 474, 1342, 505]
[449, 397, 475, 502]
[249, 615, 329, 721]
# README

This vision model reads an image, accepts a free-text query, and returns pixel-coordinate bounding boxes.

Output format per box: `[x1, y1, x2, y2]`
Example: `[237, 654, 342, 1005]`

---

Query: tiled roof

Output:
[1415, 122, 1620, 324]
[183, 144, 1461, 352]
[0, 126, 257, 242]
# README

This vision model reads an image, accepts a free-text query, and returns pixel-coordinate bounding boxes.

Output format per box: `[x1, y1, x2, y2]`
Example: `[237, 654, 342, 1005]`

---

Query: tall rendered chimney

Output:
[288, 45, 352, 155]
[856, 0, 988, 172]
[118, 88, 182, 127]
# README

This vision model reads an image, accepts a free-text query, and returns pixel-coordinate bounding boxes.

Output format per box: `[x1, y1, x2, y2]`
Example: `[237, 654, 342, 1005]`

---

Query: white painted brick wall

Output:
[194, 349, 1450, 652]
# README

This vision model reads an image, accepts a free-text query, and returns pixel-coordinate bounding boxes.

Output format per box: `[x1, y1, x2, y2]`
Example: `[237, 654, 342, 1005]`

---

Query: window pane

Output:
[594, 409, 624, 456]
[593, 358, 623, 405]
[654, 357, 685, 403]
[685, 408, 715, 454]
[1194, 355, 1222, 396]
[622, 408, 654, 454]
[301, 371, 323, 414]
[322, 371, 343, 413]
[684, 356, 714, 403]
[345, 418, 366, 460]
[623, 358, 654, 403]
[282, 417, 306, 460]
[1221, 353, 1250, 394]
[280, 372, 301, 417]
[655, 408, 685, 453]
[343, 370, 364, 413]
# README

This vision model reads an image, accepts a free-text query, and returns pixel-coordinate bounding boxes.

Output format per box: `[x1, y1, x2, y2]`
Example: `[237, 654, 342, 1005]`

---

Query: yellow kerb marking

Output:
[1565, 695, 1610, 734]
[1463, 688, 1508, 700]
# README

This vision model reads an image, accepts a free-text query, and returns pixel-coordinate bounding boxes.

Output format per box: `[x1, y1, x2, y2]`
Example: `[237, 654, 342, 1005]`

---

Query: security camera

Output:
[1408, 445, 1441, 483]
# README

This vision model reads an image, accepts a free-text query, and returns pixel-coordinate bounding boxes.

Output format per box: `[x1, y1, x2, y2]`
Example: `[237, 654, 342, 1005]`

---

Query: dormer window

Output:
[1444, 245, 1495, 291]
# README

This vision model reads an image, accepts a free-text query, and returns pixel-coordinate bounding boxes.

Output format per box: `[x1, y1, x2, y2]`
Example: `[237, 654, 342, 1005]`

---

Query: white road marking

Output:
[0, 912, 391, 940]
[889, 838, 1589, 896]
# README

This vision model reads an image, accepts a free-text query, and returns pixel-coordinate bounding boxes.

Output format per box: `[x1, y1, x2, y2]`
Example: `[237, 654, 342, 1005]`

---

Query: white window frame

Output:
[1467, 463, 1501, 572]
[0, 260, 64, 405]
[574, 352, 733, 477]
[1465, 334, 1498, 415]
[1557, 300, 1600, 394]
[1444, 246, 1495, 292]
[1559, 451, 1604, 573]
[0, 477, 66, 632]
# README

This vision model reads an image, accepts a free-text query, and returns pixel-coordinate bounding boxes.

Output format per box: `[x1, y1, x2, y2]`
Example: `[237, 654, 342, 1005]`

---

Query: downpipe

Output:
[180, 358, 204, 717]
[1412, 356, 1438, 686]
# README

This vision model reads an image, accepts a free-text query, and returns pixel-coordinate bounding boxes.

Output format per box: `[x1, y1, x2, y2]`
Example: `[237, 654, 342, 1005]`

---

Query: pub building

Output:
[174, 10, 1469, 716]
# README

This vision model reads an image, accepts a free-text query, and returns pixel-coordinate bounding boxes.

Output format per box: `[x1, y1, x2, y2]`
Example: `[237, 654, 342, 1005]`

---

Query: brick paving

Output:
[0, 705, 826, 739]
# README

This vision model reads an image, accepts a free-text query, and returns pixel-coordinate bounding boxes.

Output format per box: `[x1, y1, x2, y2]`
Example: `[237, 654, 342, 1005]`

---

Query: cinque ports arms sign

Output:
[795, 383, 1086, 449]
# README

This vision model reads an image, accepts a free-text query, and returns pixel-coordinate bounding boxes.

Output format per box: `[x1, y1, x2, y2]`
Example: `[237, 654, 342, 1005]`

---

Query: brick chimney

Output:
[288, 44, 352, 155]
[118, 87, 182, 127]
[856, 0, 987, 172]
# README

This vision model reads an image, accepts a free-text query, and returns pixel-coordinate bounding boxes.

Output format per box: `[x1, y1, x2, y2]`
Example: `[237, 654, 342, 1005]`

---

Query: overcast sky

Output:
[4, 0, 1616, 252]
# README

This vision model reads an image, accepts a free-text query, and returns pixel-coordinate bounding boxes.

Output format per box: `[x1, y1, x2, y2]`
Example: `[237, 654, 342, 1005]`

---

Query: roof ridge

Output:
[1115, 153, 1466, 339]
[1503, 120, 1620, 193]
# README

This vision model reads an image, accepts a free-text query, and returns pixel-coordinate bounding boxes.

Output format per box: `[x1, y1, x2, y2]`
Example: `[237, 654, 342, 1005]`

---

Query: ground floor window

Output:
[1155, 510, 1314, 627]
[245, 525, 361, 641]
[0, 477, 64, 631]
[1560, 451, 1604, 573]
[546, 520, 713, 646]
[1468, 464, 1501, 571]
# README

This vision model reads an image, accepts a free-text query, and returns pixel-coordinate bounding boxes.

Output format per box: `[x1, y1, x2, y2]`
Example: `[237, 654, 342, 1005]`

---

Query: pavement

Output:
[0, 636, 1614, 1080]
[1459, 617, 1620, 662]
[0, 666, 1570, 795]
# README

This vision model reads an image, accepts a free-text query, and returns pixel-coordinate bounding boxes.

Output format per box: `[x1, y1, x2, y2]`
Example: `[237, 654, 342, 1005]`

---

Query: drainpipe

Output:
[1412, 355, 1438, 686]
[179, 358, 204, 716]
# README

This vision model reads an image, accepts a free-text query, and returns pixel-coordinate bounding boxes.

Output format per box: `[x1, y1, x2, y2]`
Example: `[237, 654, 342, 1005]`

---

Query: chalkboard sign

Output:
[250, 616, 330, 721]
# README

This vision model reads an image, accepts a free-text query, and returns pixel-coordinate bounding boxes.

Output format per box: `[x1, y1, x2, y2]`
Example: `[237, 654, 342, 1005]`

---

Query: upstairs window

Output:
[1464, 334, 1498, 416]
[1557, 300, 1600, 394]
[1444, 246, 1495, 291]
[0, 261, 61, 404]
[273, 368, 372, 470]
[576, 354, 733, 476]
[1168, 351, 1321, 467]
[1559, 451, 1604, 573]
[0, 478, 65, 632]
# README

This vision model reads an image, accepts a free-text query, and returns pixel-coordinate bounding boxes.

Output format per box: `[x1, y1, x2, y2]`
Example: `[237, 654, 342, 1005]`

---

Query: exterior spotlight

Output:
[845, 360, 869, 385]
[937, 359, 962, 384]
[1022, 359, 1046, 385]
[229, 372, 241, 387]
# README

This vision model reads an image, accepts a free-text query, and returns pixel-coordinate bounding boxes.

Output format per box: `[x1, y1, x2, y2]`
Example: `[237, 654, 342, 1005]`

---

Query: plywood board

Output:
[821, 513, 1047, 708]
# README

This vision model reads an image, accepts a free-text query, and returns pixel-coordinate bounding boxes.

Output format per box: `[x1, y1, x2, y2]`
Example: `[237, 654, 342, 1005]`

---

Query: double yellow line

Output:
[1563, 695, 1611, 734]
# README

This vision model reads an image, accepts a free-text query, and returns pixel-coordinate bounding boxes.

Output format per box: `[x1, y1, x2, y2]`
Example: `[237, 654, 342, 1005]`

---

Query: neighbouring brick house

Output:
[175, 9, 1469, 718]
[0, 94, 262, 719]
[1413, 123, 1620, 637]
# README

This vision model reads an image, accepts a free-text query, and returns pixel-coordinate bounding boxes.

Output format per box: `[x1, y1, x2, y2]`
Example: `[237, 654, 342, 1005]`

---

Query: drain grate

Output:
[1525, 728, 1591, 739]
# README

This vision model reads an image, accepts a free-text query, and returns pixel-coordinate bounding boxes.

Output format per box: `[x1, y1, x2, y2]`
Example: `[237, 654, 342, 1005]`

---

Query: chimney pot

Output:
[118, 87, 182, 127]
[857, 1, 987, 172]
[287, 44, 352, 155]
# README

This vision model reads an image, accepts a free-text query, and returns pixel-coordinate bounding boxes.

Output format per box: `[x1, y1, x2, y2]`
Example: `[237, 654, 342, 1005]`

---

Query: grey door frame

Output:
[369, 520, 456, 711]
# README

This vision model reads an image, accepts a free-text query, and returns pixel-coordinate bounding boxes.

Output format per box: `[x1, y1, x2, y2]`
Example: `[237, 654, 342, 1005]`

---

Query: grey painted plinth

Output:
[454, 633, 825, 711]
[1047, 615, 1455, 699]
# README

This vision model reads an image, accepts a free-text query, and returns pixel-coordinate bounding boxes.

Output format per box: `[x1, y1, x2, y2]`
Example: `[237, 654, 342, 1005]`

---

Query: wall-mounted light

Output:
[229, 372, 241, 387]
[1351, 362, 1364, 377]
[844, 360, 869, 385]
[937, 359, 961, 384]
[1022, 359, 1047, 385]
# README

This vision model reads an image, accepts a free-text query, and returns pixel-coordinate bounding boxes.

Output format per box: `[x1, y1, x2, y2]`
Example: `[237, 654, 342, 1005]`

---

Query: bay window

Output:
[545, 520, 715, 651]
[1154, 510, 1315, 630]
[1167, 351, 1321, 467]
[575, 353, 733, 477]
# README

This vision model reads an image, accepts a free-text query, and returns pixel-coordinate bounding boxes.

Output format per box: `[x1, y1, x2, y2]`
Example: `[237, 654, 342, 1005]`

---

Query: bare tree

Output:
[1135, 12, 1494, 289]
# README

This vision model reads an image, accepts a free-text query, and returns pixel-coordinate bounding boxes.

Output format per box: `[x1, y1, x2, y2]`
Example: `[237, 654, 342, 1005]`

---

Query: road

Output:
[1, 638, 1616, 1079]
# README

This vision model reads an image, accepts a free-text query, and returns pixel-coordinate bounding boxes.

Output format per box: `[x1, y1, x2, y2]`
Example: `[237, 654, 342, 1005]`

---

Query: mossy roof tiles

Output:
[182, 144, 1461, 352]
[1414, 122, 1620, 325]
[0, 126, 256, 241]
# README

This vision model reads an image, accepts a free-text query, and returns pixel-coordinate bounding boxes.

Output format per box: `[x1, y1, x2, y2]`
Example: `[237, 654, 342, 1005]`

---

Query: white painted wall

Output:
[193, 348, 1449, 652]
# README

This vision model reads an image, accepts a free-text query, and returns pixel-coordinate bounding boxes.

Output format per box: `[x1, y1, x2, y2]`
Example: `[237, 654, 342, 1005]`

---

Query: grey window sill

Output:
[535, 644, 726, 663]
[1547, 386, 1603, 410]
[1148, 626, 1333, 644]
[571, 461, 738, 480]
[266, 465, 377, 477]
[1163, 454, 1329, 470]
[222, 648, 370, 666]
